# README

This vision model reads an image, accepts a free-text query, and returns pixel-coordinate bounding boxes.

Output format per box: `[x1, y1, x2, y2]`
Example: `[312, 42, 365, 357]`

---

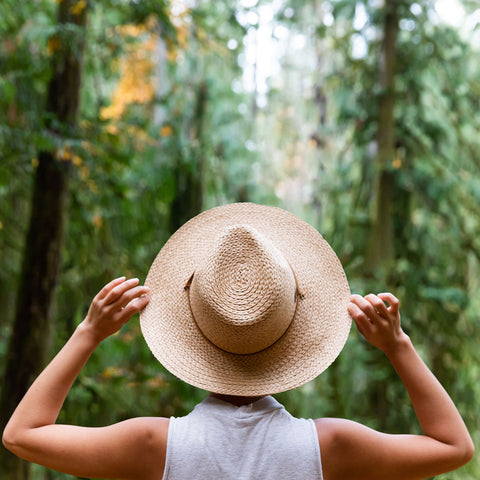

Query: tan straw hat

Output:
[140, 203, 351, 396]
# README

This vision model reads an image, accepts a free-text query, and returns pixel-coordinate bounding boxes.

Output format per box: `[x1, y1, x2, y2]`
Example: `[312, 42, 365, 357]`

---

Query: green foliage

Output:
[1, 0, 479, 478]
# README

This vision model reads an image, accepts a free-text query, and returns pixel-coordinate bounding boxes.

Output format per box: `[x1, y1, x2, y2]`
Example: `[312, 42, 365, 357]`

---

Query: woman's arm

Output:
[2, 277, 168, 480]
[316, 293, 474, 480]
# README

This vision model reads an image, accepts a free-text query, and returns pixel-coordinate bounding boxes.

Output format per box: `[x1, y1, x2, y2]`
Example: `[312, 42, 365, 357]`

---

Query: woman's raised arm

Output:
[316, 293, 474, 480]
[2, 277, 169, 480]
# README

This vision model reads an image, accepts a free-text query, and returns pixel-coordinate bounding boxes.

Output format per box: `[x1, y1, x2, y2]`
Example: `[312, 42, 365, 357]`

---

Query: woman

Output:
[3, 203, 474, 479]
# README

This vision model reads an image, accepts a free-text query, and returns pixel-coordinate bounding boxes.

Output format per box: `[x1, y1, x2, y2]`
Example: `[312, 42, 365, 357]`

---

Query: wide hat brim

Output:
[140, 203, 351, 396]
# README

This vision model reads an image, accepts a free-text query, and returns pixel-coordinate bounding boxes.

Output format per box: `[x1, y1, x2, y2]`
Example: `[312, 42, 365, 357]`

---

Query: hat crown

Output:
[188, 225, 297, 354]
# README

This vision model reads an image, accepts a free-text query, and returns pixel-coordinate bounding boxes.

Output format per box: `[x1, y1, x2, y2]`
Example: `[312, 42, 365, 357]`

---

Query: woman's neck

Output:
[209, 392, 267, 406]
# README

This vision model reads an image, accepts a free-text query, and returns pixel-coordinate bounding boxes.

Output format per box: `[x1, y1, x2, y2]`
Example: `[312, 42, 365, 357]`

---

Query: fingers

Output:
[120, 292, 150, 318]
[116, 284, 149, 310]
[350, 293, 398, 318]
[347, 301, 369, 337]
[377, 292, 400, 314]
[102, 278, 141, 306]
[110, 285, 149, 331]
[348, 295, 380, 334]
[96, 276, 126, 300]
[349, 294, 382, 322]
[348, 292, 397, 331]
[93, 277, 149, 318]
[348, 292, 403, 352]
[84, 277, 149, 342]
[365, 294, 390, 316]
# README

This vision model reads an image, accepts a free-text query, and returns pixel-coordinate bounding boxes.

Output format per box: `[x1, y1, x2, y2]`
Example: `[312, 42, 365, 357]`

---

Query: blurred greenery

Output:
[1, 0, 479, 479]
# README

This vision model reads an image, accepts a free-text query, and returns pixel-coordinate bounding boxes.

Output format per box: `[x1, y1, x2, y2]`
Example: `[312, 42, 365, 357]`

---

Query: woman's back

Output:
[164, 395, 322, 480]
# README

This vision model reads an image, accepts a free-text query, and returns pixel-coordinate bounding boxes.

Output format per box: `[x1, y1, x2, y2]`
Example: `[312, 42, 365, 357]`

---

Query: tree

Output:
[366, 0, 399, 271]
[0, 1, 88, 478]
[1, 1, 478, 478]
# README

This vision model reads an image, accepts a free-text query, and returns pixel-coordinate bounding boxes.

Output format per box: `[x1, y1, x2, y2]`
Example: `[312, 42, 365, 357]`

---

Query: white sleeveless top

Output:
[162, 395, 323, 480]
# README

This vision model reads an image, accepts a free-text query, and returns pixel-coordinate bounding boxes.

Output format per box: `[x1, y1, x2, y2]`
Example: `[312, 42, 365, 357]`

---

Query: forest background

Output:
[1, 0, 479, 478]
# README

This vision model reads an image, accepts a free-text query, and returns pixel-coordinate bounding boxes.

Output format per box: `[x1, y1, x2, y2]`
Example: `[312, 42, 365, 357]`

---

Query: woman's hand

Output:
[348, 292, 409, 355]
[320, 292, 475, 480]
[81, 277, 150, 343]
[2, 276, 166, 480]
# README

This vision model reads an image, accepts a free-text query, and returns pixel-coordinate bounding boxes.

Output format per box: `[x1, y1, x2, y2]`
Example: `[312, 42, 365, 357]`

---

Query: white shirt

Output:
[162, 395, 323, 480]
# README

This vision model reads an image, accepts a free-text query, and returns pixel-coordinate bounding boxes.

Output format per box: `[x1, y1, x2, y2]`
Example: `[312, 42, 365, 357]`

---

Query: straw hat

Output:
[140, 203, 351, 396]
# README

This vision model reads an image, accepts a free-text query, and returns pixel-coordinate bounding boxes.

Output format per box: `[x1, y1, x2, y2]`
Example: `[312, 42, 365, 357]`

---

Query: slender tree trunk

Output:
[366, 0, 399, 271]
[169, 81, 208, 232]
[0, 2, 87, 478]
[311, 0, 328, 223]
[361, 0, 400, 434]
[153, 36, 170, 126]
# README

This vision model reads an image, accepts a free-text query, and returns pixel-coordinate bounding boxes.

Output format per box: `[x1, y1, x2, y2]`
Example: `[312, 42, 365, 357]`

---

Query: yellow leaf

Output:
[100, 104, 121, 121]
[392, 158, 402, 169]
[79, 165, 90, 180]
[56, 146, 72, 162]
[88, 180, 99, 194]
[81, 140, 94, 153]
[197, 27, 207, 41]
[92, 211, 103, 228]
[47, 36, 61, 55]
[106, 124, 119, 135]
[176, 24, 189, 49]
[160, 125, 173, 137]
[147, 376, 165, 388]
[32, 158, 39, 168]
[102, 366, 123, 378]
[119, 24, 145, 38]
[72, 155, 83, 166]
[70, 0, 87, 16]
[101, 37, 155, 119]
[166, 47, 178, 63]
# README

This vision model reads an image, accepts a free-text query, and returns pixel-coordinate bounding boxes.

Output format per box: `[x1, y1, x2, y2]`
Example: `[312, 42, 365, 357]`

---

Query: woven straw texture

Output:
[140, 203, 351, 396]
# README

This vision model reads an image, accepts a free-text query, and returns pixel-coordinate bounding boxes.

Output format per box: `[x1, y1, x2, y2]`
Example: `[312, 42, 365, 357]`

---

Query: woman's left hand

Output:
[82, 277, 150, 343]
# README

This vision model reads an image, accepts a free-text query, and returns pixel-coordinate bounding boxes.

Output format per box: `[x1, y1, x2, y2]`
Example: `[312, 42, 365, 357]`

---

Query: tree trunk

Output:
[169, 82, 208, 232]
[311, 0, 328, 224]
[0, 2, 87, 478]
[366, 0, 399, 272]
